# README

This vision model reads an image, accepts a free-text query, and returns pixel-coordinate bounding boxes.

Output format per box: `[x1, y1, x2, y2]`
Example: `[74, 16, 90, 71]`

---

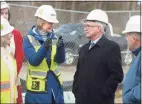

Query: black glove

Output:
[45, 38, 52, 49]
[57, 36, 64, 48]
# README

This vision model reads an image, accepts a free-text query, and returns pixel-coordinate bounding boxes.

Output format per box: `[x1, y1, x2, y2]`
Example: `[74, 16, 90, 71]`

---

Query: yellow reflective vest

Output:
[26, 35, 62, 92]
[0, 47, 17, 103]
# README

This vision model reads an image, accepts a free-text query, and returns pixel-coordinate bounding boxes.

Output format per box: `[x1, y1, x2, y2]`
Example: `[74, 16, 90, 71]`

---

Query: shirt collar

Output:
[95, 35, 108, 47]
[91, 35, 103, 45]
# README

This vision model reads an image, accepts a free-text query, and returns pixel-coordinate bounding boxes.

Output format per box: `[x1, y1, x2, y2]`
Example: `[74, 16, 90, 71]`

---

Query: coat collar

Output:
[87, 35, 107, 50]
[132, 46, 141, 56]
[95, 35, 107, 47]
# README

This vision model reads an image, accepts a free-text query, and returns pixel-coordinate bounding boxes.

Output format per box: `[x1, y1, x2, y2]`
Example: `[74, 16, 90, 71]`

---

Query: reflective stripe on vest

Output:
[50, 41, 57, 70]
[30, 69, 61, 78]
[53, 68, 61, 76]
[30, 71, 47, 77]
[0, 82, 10, 91]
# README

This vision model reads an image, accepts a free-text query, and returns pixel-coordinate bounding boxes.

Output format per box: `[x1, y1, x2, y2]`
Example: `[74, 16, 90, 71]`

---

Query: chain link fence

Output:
[8, 3, 140, 102]
[9, 3, 140, 35]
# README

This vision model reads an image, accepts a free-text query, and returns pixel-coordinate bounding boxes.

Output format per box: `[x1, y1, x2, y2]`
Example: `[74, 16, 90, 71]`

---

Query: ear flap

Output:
[105, 23, 114, 36]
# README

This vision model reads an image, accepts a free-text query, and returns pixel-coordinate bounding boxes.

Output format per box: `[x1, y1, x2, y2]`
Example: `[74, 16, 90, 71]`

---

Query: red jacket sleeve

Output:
[12, 29, 24, 74]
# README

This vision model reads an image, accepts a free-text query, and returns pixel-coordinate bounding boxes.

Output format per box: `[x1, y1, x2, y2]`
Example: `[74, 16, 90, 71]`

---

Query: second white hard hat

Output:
[35, 5, 59, 23]
[122, 15, 141, 34]
[84, 9, 108, 24]
[1, 0, 9, 9]
[1, 16, 14, 36]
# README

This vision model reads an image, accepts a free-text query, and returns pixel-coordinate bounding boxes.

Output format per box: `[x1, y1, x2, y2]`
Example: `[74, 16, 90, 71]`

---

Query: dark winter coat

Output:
[72, 35, 124, 104]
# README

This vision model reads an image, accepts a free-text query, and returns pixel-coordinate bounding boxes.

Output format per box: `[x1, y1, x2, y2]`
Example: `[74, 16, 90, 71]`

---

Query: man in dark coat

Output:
[72, 9, 124, 104]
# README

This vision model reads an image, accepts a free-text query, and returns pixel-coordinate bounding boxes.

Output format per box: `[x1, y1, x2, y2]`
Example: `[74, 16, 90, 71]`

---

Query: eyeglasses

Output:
[83, 24, 99, 28]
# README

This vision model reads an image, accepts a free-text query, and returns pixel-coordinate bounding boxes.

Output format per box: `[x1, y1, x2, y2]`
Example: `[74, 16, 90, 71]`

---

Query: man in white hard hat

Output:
[23, 5, 65, 103]
[72, 9, 123, 104]
[122, 15, 141, 104]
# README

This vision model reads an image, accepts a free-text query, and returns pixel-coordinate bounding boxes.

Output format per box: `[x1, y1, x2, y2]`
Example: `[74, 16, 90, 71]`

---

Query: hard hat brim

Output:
[122, 30, 128, 34]
[122, 30, 141, 34]
[1, 26, 14, 36]
[44, 19, 59, 24]
[48, 19, 59, 24]
[35, 15, 59, 24]
[82, 19, 95, 22]
[81, 19, 108, 24]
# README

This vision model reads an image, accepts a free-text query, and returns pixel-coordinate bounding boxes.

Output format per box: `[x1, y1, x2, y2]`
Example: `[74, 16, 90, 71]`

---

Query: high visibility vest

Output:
[26, 35, 62, 92]
[0, 53, 17, 103]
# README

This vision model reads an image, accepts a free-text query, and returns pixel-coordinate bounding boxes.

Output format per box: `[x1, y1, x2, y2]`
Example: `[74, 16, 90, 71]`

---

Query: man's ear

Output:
[97, 25, 102, 33]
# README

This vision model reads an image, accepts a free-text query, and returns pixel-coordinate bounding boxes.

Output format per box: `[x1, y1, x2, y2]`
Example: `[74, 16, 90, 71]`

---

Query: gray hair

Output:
[95, 21, 107, 34]
[133, 32, 141, 41]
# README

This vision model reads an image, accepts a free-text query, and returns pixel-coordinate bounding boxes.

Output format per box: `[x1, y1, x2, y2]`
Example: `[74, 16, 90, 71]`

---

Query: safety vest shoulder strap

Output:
[27, 35, 41, 47]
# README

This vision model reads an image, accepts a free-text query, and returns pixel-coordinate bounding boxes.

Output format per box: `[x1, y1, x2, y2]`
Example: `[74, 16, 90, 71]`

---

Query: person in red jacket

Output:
[1, 1, 24, 103]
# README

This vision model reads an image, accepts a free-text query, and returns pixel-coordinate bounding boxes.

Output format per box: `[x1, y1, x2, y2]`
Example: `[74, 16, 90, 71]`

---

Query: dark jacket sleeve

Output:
[72, 50, 81, 97]
[72, 60, 80, 97]
[54, 45, 65, 64]
[103, 43, 124, 97]
[23, 36, 48, 66]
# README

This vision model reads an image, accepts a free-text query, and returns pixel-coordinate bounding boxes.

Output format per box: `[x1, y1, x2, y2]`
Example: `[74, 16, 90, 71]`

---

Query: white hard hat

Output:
[1, 0, 9, 9]
[84, 9, 108, 24]
[106, 23, 114, 35]
[122, 15, 141, 34]
[35, 5, 59, 23]
[1, 16, 14, 36]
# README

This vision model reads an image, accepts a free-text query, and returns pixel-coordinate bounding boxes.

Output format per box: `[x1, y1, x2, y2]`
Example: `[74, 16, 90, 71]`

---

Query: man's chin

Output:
[86, 35, 91, 39]
[85, 34, 90, 38]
